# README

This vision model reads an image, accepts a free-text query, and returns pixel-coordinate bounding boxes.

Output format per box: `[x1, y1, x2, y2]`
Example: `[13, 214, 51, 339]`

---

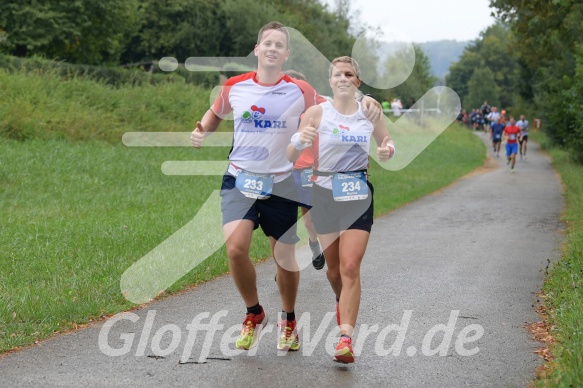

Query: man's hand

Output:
[190, 121, 205, 149]
[361, 96, 382, 122]
[377, 136, 395, 162]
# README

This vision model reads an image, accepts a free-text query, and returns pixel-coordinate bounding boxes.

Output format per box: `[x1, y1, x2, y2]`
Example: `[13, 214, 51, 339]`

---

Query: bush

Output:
[0, 66, 217, 143]
[0, 54, 221, 88]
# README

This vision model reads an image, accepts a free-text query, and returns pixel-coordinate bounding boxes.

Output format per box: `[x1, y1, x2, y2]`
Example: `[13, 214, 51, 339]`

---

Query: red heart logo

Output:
[251, 105, 266, 114]
[339, 124, 350, 131]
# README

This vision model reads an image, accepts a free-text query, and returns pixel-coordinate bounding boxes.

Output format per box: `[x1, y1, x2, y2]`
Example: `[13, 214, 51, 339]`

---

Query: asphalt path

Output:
[0, 132, 564, 387]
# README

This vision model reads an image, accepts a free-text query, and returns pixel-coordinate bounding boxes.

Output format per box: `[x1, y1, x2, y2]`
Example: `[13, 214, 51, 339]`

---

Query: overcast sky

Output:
[322, 0, 498, 42]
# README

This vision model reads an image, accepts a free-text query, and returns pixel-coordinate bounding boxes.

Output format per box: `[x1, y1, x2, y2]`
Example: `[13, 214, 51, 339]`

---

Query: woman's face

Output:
[329, 62, 361, 97]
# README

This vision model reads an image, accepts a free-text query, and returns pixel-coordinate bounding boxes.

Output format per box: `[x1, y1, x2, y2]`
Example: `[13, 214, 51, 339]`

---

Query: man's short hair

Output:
[257, 21, 290, 49]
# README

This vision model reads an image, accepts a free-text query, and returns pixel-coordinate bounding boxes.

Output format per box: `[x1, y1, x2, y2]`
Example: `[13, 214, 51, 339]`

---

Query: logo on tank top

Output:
[331, 124, 367, 143]
[241, 105, 287, 130]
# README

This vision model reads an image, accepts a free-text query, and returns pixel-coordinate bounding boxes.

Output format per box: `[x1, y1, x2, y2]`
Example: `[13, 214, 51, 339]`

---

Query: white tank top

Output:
[314, 101, 374, 189]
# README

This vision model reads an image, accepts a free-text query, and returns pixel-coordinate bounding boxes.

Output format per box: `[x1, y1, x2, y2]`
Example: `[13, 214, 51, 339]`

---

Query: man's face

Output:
[254, 29, 289, 70]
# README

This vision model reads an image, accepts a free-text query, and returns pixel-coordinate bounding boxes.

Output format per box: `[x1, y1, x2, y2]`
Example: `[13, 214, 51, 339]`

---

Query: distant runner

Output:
[516, 115, 529, 160]
[503, 116, 522, 172]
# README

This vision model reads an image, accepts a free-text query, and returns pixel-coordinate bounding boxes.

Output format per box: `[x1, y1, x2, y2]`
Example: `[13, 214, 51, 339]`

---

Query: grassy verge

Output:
[0, 67, 226, 142]
[0, 124, 484, 353]
[529, 131, 583, 386]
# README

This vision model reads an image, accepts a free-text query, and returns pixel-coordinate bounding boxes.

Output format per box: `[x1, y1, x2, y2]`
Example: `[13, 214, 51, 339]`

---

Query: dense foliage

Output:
[447, 1, 583, 163]
[0, 0, 361, 65]
[0, 0, 440, 118]
[446, 23, 518, 111]
[490, 0, 583, 163]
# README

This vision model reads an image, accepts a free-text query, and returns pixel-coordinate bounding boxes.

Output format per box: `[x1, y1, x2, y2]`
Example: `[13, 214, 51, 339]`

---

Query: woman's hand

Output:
[377, 136, 395, 162]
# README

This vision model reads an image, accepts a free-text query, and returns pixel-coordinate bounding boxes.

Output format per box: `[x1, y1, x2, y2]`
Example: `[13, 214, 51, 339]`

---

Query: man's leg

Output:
[511, 153, 517, 169]
[224, 219, 270, 350]
[223, 220, 258, 307]
[301, 207, 317, 241]
[301, 207, 325, 270]
[271, 237, 299, 313]
[506, 144, 512, 164]
[271, 237, 301, 351]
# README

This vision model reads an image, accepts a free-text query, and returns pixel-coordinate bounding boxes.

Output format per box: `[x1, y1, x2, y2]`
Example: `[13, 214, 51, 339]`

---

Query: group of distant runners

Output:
[458, 101, 530, 172]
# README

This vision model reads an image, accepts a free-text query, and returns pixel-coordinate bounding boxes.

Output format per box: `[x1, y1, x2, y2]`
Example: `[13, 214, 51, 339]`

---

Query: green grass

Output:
[529, 131, 583, 386]
[0, 65, 486, 352]
[0, 67, 225, 142]
[0, 140, 229, 349]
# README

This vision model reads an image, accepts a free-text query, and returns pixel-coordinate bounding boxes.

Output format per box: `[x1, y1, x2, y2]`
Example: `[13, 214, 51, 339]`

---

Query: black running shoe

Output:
[309, 239, 325, 270]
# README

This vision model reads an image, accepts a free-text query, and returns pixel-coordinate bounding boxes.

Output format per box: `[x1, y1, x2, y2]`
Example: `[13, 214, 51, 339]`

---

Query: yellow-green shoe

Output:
[277, 319, 300, 351]
[235, 309, 268, 350]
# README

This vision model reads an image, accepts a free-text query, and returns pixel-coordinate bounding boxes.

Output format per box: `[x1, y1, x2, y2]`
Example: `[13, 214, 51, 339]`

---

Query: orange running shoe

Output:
[334, 336, 355, 364]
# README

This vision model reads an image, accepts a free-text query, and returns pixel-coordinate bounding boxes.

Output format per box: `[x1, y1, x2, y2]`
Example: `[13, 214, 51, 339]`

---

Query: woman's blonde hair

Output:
[329, 56, 360, 78]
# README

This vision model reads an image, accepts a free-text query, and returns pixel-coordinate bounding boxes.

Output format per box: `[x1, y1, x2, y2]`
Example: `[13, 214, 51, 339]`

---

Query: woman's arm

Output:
[372, 115, 395, 162]
[287, 105, 323, 163]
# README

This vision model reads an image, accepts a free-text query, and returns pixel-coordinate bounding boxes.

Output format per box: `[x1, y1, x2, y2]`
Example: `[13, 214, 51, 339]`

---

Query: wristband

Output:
[291, 132, 309, 151]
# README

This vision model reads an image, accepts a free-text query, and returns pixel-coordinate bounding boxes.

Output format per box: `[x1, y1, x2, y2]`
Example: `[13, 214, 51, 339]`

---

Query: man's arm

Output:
[359, 95, 382, 122]
[296, 78, 381, 121]
[190, 109, 223, 148]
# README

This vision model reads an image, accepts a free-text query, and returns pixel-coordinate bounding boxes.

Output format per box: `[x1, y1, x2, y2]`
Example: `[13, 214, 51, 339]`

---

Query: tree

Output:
[446, 50, 483, 105]
[446, 23, 517, 109]
[0, 0, 140, 65]
[384, 45, 436, 108]
[477, 24, 517, 107]
[464, 67, 499, 110]
[490, 0, 583, 162]
[121, 0, 224, 63]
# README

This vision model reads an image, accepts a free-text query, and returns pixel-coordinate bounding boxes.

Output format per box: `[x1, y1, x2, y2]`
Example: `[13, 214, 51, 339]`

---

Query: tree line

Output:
[447, 1, 583, 163]
[0, 0, 359, 66]
[0, 0, 437, 117]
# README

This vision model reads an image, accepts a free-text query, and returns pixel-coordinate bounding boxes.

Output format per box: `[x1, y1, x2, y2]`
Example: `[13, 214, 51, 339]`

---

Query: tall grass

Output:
[0, 66, 486, 353]
[530, 132, 583, 386]
[0, 67, 224, 142]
